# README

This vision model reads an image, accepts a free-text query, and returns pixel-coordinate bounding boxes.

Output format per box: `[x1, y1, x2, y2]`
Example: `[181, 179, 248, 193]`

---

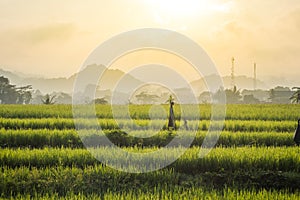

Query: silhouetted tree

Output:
[135, 92, 159, 104]
[269, 86, 292, 104]
[290, 87, 300, 104]
[0, 76, 32, 104]
[213, 87, 225, 103]
[0, 76, 17, 104]
[225, 86, 242, 104]
[92, 97, 108, 104]
[199, 91, 212, 104]
[42, 94, 56, 105]
[16, 85, 32, 104]
[243, 94, 260, 104]
[269, 89, 275, 102]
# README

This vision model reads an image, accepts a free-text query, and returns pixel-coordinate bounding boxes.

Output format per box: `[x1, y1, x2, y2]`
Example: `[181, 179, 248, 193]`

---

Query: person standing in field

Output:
[168, 95, 175, 130]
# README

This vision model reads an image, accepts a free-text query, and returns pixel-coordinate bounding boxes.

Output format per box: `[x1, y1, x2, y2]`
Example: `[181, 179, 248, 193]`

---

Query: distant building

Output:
[268, 86, 293, 104]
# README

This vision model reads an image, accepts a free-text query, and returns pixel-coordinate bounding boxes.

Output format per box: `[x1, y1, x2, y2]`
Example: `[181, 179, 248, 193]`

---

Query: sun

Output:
[155, 0, 202, 16]
[144, 0, 232, 18]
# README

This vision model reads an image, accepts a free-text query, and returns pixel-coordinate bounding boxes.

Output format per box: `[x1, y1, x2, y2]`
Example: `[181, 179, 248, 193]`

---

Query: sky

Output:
[0, 0, 300, 83]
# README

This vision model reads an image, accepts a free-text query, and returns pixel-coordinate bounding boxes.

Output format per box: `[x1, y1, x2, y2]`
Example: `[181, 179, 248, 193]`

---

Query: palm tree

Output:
[225, 86, 242, 104]
[290, 87, 300, 104]
[42, 94, 56, 105]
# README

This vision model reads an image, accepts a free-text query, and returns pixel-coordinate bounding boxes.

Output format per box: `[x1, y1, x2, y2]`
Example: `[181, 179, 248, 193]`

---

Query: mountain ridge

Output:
[0, 66, 295, 95]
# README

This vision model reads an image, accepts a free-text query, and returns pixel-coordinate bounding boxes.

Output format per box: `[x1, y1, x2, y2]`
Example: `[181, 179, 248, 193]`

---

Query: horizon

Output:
[1, 65, 299, 91]
[1, 64, 299, 82]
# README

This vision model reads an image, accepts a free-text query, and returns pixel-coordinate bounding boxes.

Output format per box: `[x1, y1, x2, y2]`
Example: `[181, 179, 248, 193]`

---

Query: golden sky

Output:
[0, 0, 300, 80]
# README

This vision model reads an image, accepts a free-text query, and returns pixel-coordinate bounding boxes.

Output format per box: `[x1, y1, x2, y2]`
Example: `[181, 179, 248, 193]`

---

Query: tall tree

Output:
[224, 86, 242, 104]
[269, 89, 275, 102]
[0, 76, 32, 104]
[0, 76, 17, 104]
[269, 86, 292, 104]
[16, 85, 32, 104]
[290, 87, 300, 104]
[213, 87, 225, 103]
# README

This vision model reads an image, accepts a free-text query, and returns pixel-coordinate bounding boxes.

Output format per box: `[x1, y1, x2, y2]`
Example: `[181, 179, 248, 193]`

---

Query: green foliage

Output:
[0, 129, 295, 148]
[0, 188, 300, 200]
[41, 94, 56, 105]
[0, 76, 32, 104]
[0, 118, 297, 132]
[269, 86, 293, 104]
[92, 97, 108, 104]
[0, 147, 300, 173]
[226, 86, 242, 104]
[0, 104, 300, 198]
[290, 87, 300, 104]
[0, 104, 299, 121]
[0, 166, 300, 198]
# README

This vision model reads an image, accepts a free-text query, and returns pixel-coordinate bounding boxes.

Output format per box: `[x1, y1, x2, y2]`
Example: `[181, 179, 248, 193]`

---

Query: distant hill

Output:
[0, 68, 74, 93]
[0, 69, 24, 84]
[0, 65, 143, 94]
[0, 66, 295, 104]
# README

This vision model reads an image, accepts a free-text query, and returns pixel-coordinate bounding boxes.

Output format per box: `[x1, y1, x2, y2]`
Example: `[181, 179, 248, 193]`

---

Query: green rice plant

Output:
[0, 105, 73, 118]
[0, 128, 296, 148]
[1, 104, 300, 199]
[1, 147, 299, 173]
[0, 165, 300, 198]
[0, 117, 297, 132]
[3, 188, 300, 200]
[1, 104, 299, 121]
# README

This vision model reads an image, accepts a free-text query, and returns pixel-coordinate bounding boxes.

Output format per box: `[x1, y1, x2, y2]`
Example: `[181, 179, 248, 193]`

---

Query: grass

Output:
[0, 104, 299, 199]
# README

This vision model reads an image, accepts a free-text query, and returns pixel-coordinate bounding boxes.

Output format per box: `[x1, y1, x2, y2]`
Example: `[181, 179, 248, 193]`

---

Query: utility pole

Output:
[253, 62, 257, 90]
[231, 57, 235, 89]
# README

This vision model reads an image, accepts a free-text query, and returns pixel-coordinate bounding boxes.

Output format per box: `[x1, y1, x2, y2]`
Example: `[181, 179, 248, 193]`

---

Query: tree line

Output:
[1, 75, 300, 105]
[0, 76, 32, 104]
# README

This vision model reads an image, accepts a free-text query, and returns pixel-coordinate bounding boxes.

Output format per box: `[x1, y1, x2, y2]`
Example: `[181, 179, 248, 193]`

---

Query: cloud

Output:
[274, 8, 300, 44]
[2, 22, 77, 45]
[23, 23, 76, 44]
[211, 7, 300, 76]
[212, 6, 300, 51]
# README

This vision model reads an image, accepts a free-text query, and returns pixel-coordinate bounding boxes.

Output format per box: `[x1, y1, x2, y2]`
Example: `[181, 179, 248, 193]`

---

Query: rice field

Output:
[0, 104, 300, 199]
